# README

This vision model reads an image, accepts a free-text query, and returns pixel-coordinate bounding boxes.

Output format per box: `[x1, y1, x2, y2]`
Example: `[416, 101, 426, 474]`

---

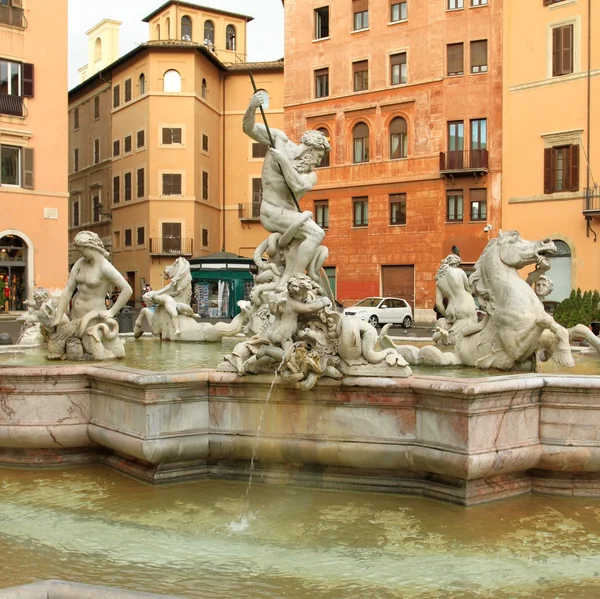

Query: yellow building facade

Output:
[0, 0, 69, 306]
[503, 0, 600, 301]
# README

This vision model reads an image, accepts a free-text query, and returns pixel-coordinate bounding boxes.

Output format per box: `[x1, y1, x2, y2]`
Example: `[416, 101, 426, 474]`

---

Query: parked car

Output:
[343, 297, 413, 328]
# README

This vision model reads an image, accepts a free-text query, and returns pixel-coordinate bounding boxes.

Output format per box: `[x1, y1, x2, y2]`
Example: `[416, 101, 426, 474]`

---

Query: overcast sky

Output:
[68, 0, 284, 88]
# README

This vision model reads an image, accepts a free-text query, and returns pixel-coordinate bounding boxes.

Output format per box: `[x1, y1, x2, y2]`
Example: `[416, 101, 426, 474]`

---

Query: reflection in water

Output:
[2, 467, 600, 598]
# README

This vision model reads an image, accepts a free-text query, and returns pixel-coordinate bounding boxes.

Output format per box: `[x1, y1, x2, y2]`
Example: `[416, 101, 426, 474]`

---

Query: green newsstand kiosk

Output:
[189, 251, 255, 318]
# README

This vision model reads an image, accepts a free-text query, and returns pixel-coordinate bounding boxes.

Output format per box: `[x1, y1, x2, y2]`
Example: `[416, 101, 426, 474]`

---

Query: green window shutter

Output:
[22, 147, 33, 189]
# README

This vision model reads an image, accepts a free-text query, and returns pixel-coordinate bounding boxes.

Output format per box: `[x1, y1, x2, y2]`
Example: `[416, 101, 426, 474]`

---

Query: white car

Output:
[343, 297, 413, 328]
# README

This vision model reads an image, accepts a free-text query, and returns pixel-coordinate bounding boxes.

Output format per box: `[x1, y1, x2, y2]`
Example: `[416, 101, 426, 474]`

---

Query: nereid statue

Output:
[221, 92, 412, 388]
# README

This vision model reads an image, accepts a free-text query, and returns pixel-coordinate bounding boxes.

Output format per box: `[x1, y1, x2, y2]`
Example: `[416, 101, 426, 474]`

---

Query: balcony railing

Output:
[238, 195, 262, 220]
[583, 186, 600, 214]
[439, 149, 489, 175]
[0, 94, 24, 117]
[149, 237, 193, 256]
[0, 5, 26, 28]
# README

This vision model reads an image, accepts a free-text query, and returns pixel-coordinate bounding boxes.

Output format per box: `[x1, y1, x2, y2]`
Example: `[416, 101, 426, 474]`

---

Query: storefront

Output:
[189, 252, 255, 318]
[0, 234, 27, 311]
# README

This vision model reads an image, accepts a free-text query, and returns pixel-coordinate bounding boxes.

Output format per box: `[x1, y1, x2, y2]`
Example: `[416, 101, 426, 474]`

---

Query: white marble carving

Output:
[221, 91, 411, 388]
[16, 287, 52, 345]
[133, 257, 250, 342]
[44, 231, 133, 361]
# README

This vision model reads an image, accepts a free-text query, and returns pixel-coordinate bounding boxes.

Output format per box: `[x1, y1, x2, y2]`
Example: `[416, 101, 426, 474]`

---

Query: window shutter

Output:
[471, 40, 487, 70]
[22, 147, 34, 189]
[552, 27, 560, 76]
[447, 44, 463, 75]
[543, 0, 552, 5]
[162, 128, 171, 144]
[353, 60, 368, 74]
[22, 63, 34, 98]
[353, 0, 368, 12]
[570, 144, 580, 191]
[173, 128, 182, 144]
[562, 25, 573, 75]
[544, 147, 553, 193]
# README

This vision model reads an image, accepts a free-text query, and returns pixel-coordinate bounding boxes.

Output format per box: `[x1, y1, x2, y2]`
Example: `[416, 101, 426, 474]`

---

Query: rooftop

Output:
[227, 59, 284, 71]
[142, 1, 254, 24]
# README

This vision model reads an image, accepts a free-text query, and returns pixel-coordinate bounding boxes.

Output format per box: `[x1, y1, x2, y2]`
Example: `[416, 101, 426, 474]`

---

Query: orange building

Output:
[68, 2, 283, 303]
[503, 0, 599, 302]
[283, 0, 502, 319]
[0, 0, 68, 306]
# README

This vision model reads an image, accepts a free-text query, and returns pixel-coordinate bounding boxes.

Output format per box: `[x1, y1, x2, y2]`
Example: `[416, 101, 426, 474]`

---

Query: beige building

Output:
[503, 0, 599, 302]
[68, 1, 283, 303]
[0, 0, 69, 307]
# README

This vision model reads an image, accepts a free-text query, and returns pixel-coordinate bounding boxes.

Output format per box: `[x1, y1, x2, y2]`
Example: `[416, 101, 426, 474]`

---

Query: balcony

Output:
[0, 94, 24, 117]
[583, 186, 600, 215]
[149, 237, 193, 256]
[0, 5, 26, 28]
[238, 202, 261, 221]
[439, 149, 489, 177]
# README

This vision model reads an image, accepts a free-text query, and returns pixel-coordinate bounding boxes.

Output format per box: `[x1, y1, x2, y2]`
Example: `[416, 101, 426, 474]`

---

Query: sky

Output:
[68, 0, 284, 88]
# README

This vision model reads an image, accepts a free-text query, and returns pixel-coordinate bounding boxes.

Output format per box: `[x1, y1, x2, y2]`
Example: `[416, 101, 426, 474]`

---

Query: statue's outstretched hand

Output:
[269, 148, 284, 163]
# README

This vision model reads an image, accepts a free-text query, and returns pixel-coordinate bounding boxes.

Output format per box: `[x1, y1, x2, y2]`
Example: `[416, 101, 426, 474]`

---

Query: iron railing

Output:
[149, 237, 193, 255]
[0, 94, 24, 117]
[238, 195, 262, 220]
[0, 5, 25, 28]
[439, 149, 489, 173]
[583, 186, 600, 213]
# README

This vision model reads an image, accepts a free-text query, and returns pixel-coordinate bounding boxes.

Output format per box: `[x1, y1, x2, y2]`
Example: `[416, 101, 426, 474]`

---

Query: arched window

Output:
[156, 24, 161, 40]
[353, 122, 369, 163]
[201, 78, 207, 99]
[138, 73, 146, 95]
[163, 70, 181, 93]
[316, 127, 330, 167]
[94, 38, 102, 62]
[204, 20, 215, 46]
[547, 240, 572, 302]
[226, 25, 236, 50]
[165, 17, 171, 39]
[181, 16, 192, 41]
[390, 117, 408, 159]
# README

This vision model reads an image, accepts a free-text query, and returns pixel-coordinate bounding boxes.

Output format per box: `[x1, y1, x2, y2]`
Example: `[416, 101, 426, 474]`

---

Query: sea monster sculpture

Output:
[16, 287, 52, 345]
[381, 231, 600, 370]
[221, 91, 411, 389]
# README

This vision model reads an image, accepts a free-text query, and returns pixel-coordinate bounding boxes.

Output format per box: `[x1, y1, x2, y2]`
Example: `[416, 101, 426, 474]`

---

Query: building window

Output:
[124, 229, 132, 247]
[470, 118, 487, 150]
[73, 148, 79, 172]
[202, 134, 209, 152]
[545, 0, 567, 5]
[315, 68, 329, 98]
[156, 24, 160, 40]
[447, 191, 463, 221]
[353, 0, 369, 30]
[124, 78, 132, 102]
[113, 84, 119, 108]
[448, 120, 464, 151]
[162, 127, 182, 144]
[204, 20, 215, 45]
[315, 200, 329, 228]
[94, 95, 100, 119]
[92, 194, 102, 223]
[202, 228, 209, 247]
[137, 168, 144, 198]
[0, 60, 28, 99]
[165, 17, 171, 39]
[163, 70, 181, 92]
[391, 1, 407, 22]
[252, 142, 268, 158]
[124, 172, 132, 201]
[390, 117, 408, 159]
[252, 178, 263, 217]
[390, 193, 407, 225]
[139, 73, 146, 95]
[552, 24, 573, 77]
[162, 173, 182, 196]
[316, 127, 330, 167]
[353, 60, 368, 91]
[390, 52, 407, 85]
[113, 140, 120, 157]
[181, 15, 192, 41]
[353, 122, 369, 163]
[201, 78, 207, 99]
[314, 6, 329, 39]
[544, 144, 579, 193]
[226, 24, 237, 50]
[448, 0, 464, 9]
[113, 175, 120, 204]
[73, 107, 79, 130]
[93, 139, 100, 164]
[447, 43, 464, 76]
[137, 226, 145, 246]
[202, 171, 209, 200]
[353, 197, 368, 227]
[471, 40, 488, 73]
[124, 135, 132, 154]
[73, 201, 80, 228]
[470, 189, 487, 221]
[472, 0, 487, 5]
[0, 145, 31, 188]
[137, 130, 145, 149]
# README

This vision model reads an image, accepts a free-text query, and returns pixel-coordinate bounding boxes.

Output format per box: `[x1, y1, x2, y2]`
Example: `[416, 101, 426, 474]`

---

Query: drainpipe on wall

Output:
[221, 74, 228, 252]
[587, 0, 592, 196]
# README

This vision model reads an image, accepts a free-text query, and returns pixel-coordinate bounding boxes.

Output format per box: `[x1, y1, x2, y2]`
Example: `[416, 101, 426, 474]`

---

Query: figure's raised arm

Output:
[102, 263, 132, 318]
[243, 91, 288, 146]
